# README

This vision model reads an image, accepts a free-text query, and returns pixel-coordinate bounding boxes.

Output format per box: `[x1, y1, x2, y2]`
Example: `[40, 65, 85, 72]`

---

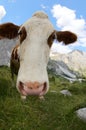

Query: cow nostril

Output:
[29, 87, 33, 89]
[43, 82, 47, 91]
[19, 81, 23, 86]
[19, 81, 24, 89]
[37, 86, 39, 88]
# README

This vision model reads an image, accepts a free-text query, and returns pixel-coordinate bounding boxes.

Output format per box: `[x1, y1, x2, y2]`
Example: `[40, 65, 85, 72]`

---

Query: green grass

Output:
[0, 66, 86, 130]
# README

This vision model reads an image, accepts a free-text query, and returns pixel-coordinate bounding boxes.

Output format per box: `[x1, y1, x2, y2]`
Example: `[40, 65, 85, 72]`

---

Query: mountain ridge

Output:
[50, 50, 86, 77]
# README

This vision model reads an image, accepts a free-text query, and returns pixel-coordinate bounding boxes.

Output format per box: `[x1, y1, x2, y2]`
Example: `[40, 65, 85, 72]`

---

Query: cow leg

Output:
[10, 44, 20, 87]
[10, 59, 15, 87]
[21, 95, 44, 100]
[39, 95, 45, 100]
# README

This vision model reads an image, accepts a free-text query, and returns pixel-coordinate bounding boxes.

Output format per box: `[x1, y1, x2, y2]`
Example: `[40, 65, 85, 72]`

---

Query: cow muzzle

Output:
[18, 81, 47, 96]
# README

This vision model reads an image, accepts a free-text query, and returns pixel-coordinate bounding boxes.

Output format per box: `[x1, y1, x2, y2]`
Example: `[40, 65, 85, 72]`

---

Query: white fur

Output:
[17, 11, 55, 93]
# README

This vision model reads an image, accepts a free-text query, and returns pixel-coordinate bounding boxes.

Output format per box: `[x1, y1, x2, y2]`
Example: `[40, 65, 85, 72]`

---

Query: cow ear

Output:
[0, 22, 20, 40]
[54, 30, 77, 45]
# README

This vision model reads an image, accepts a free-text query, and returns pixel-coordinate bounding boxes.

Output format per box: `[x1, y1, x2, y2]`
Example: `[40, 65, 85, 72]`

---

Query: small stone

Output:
[60, 89, 72, 96]
[76, 108, 86, 122]
[21, 95, 26, 100]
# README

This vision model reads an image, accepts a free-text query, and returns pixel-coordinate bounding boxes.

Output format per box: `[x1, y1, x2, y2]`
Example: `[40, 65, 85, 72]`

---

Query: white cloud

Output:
[0, 6, 6, 20]
[41, 4, 49, 10]
[41, 4, 47, 9]
[51, 4, 86, 53]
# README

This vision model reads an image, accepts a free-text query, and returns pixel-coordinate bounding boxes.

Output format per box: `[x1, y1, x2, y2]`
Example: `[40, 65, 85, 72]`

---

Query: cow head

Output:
[0, 11, 77, 99]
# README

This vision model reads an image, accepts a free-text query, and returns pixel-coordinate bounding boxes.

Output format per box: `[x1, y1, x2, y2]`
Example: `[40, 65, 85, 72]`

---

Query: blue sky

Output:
[0, 0, 86, 53]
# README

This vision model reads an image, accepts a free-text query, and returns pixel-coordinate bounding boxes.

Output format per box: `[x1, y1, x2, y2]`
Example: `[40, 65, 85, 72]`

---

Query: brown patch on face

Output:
[11, 44, 20, 60]
[0, 22, 20, 39]
[18, 26, 27, 44]
[47, 31, 55, 47]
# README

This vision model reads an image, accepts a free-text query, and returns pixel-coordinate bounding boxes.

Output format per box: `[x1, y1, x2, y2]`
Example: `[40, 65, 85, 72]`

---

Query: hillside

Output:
[0, 66, 86, 130]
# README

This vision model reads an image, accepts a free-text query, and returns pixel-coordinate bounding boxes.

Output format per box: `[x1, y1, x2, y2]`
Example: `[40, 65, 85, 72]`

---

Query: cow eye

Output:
[18, 27, 27, 44]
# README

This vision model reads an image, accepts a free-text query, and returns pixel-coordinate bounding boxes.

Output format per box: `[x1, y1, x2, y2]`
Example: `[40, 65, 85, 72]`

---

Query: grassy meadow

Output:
[0, 66, 86, 130]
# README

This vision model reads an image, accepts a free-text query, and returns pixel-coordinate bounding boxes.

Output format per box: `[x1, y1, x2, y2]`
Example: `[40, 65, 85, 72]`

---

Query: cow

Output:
[10, 44, 20, 80]
[0, 11, 77, 99]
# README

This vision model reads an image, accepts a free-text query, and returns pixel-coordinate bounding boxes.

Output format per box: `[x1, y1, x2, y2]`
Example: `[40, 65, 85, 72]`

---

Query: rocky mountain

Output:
[0, 39, 85, 81]
[50, 50, 86, 77]
[0, 38, 18, 66]
[47, 59, 84, 82]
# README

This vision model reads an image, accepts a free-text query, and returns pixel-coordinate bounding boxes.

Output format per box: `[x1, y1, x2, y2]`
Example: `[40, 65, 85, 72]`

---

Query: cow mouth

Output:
[18, 81, 47, 96]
